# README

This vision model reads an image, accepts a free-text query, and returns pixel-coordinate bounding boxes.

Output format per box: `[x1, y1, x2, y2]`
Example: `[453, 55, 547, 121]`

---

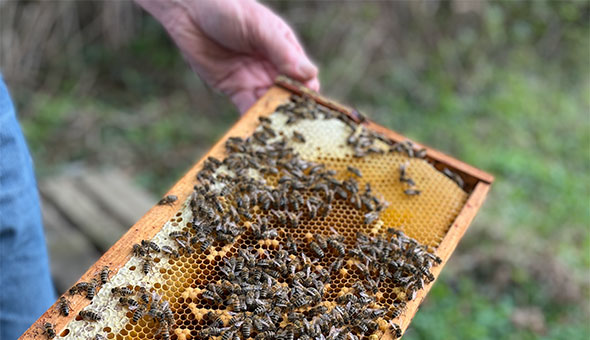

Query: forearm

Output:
[134, 0, 319, 113]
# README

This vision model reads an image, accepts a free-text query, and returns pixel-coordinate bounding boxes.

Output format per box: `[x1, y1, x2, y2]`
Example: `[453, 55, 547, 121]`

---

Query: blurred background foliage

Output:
[1, 1, 588, 339]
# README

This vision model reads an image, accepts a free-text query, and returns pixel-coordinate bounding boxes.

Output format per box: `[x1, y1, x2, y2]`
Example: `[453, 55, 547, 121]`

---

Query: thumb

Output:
[248, 2, 318, 81]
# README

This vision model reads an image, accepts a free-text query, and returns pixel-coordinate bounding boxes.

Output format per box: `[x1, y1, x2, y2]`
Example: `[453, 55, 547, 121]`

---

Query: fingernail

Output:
[297, 59, 317, 78]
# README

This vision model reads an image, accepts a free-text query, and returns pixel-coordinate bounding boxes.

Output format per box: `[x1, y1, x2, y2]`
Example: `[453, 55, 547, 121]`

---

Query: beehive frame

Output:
[20, 76, 493, 340]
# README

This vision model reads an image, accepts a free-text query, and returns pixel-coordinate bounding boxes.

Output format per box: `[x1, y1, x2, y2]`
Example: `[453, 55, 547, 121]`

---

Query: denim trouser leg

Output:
[0, 78, 56, 339]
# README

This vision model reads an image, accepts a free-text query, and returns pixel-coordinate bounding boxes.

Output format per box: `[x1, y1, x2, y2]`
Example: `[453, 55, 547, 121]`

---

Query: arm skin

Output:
[134, 0, 320, 113]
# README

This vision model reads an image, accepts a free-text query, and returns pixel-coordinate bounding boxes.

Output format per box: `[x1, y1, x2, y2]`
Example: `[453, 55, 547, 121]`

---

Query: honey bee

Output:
[57, 296, 71, 316]
[158, 195, 178, 205]
[169, 231, 189, 239]
[132, 304, 146, 323]
[258, 116, 272, 124]
[163, 306, 174, 324]
[407, 288, 417, 301]
[253, 303, 269, 315]
[419, 266, 435, 282]
[205, 156, 222, 168]
[200, 237, 213, 252]
[229, 294, 244, 312]
[330, 258, 344, 272]
[257, 330, 276, 338]
[328, 238, 346, 256]
[404, 189, 421, 196]
[443, 167, 464, 188]
[399, 162, 408, 178]
[270, 210, 287, 225]
[320, 201, 332, 217]
[141, 240, 160, 253]
[390, 307, 403, 319]
[389, 321, 403, 338]
[426, 252, 443, 264]
[292, 131, 306, 143]
[347, 166, 362, 178]
[41, 322, 56, 339]
[353, 148, 367, 158]
[142, 258, 152, 275]
[157, 321, 171, 340]
[68, 281, 89, 295]
[416, 148, 427, 158]
[333, 185, 348, 199]
[237, 206, 252, 219]
[132, 243, 147, 257]
[311, 183, 329, 196]
[86, 279, 98, 300]
[119, 297, 139, 309]
[161, 245, 179, 258]
[355, 262, 371, 278]
[111, 286, 133, 296]
[139, 291, 151, 304]
[313, 234, 328, 249]
[99, 266, 111, 285]
[286, 211, 302, 228]
[364, 211, 379, 225]
[309, 241, 324, 257]
[400, 176, 416, 186]
[79, 310, 102, 321]
[148, 306, 164, 322]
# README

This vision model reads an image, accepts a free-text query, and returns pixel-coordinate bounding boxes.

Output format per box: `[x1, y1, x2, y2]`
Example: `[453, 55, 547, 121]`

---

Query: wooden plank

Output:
[39, 177, 125, 252]
[19, 84, 492, 339]
[42, 198, 101, 295]
[76, 169, 156, 229]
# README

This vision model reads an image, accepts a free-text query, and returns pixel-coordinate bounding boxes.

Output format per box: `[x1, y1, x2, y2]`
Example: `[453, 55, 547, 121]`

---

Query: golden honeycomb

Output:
[55, 96, 468, 340]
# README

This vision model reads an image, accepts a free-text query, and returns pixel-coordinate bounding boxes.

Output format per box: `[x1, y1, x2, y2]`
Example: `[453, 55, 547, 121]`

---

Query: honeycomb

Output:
[54, 95, 468, 340]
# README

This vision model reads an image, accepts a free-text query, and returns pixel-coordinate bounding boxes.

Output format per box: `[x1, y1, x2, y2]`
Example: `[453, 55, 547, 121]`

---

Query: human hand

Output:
[135, 0, 320, 114]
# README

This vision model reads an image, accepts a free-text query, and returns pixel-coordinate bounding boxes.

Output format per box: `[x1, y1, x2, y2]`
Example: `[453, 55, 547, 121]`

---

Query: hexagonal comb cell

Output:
[55, 94, 468, 340]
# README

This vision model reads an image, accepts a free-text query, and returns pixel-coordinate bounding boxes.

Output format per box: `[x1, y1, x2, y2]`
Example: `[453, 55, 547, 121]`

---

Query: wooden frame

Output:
[20, 78, 493, 339]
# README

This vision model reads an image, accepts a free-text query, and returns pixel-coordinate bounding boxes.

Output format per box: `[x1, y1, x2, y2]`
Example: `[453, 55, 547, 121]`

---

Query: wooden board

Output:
[40, 169, 157, 294]
[42, 198, 102, 294]
[19, 81, 493, 339]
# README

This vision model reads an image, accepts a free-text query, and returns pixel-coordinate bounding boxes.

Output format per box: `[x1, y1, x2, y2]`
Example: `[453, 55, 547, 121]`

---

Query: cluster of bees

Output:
[43, 267, 112, 338]
[44, 243, 176, 339]
[112, 284, 175, 340]
[351, 229, 441, 304]
[47, 94, 459, 339]
[171, 95, 441, 339]
[194, 227, 418, 340]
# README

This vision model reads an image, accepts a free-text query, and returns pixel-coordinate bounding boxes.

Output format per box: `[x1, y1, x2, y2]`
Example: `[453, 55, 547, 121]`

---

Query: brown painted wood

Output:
[19, 83, 492, 339]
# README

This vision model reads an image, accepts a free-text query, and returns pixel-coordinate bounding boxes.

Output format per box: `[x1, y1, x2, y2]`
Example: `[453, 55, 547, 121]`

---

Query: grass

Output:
[6, 1, 589, 338]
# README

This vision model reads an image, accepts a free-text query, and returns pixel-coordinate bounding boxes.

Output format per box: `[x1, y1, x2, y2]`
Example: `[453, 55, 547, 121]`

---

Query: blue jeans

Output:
[0, 77, 56, 339]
